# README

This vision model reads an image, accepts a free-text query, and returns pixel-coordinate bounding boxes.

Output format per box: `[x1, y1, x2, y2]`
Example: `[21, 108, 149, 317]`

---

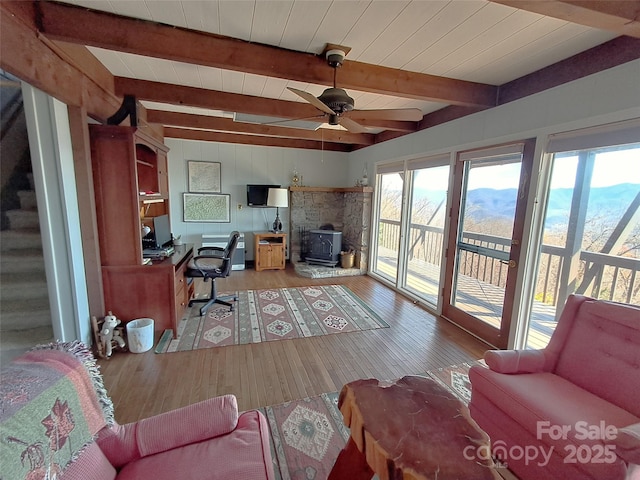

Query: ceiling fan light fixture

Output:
[318, 87, 354, 114]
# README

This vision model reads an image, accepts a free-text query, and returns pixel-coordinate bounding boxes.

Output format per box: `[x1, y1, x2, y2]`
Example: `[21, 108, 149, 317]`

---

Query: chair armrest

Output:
[613, 422, 640, 465]
[135, 394, 239, 457]
[484, 349, 547, 374]
[98, 394, 239, 466]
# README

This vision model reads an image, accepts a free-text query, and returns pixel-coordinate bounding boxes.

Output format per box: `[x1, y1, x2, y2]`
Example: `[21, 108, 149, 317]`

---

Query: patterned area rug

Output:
[155, 285, 390, 353]
[261, 362, 479, 480]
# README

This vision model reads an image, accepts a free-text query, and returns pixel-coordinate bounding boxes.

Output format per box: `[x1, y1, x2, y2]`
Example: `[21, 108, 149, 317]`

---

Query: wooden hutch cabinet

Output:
[90, 126, 193, 336]
[254, 232, 286, 271]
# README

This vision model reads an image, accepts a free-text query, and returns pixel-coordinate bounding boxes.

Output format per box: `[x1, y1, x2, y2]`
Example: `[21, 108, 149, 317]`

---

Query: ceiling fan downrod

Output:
[319, 49, 354, 114]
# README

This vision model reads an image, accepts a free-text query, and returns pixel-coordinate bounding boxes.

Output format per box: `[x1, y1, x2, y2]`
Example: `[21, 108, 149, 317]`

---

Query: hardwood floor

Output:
[98, 265, 491, 424]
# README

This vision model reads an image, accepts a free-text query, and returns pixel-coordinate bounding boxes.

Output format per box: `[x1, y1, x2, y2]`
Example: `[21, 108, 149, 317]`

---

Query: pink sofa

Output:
[469, 295, 640, 480]
[0, 342, 275, 480]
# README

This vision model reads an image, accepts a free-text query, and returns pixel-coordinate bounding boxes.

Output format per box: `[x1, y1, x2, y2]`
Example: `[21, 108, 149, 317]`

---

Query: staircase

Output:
[1, 173, 54, 362]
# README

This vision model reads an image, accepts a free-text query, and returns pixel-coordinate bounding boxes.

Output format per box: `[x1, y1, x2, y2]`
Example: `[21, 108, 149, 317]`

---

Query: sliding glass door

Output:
[442, 141, 535, 348]
[372, 163, 404, 283]
[372, 156, 451, 310]
[403, 157, 451, 308]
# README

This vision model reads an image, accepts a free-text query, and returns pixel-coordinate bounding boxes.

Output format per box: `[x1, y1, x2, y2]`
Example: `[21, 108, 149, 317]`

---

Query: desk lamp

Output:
[267, 188, 288, 233]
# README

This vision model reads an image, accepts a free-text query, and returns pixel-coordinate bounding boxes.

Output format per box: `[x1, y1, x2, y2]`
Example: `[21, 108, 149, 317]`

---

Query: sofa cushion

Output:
[116, 410, 273, 480]
[469, 366, 639, 454]
[554, 299, 640, 416]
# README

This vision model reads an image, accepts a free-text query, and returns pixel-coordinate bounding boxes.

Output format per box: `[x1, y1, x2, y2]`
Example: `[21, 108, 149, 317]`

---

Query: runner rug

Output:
[155, 285, 390, 353]
[260, 362, 479, 480]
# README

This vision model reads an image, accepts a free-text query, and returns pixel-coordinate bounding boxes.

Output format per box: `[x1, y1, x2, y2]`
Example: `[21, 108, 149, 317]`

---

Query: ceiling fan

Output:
[288, 49, 423, 133]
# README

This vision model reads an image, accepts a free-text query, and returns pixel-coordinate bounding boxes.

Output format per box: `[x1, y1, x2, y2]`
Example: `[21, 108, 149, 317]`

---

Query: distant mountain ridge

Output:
[414, 183, 639, 226]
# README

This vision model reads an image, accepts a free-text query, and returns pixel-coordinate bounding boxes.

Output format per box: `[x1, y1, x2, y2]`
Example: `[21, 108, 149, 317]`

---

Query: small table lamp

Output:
[267, 188, 288, 232]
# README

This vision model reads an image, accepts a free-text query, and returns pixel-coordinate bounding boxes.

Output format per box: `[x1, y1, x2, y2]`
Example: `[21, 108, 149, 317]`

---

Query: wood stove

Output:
[306, 229, 342, 266]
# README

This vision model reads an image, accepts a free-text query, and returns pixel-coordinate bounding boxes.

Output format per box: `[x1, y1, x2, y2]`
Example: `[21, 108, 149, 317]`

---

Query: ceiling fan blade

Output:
[339, 117, 368, 134]
[262, 115, 326, 129]
[288, 87, 336, 116]
[348, 108, 423, 122]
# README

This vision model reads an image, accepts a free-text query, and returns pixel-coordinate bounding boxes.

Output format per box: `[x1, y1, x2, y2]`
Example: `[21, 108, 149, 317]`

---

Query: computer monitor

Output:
[153, 214, 172, 249]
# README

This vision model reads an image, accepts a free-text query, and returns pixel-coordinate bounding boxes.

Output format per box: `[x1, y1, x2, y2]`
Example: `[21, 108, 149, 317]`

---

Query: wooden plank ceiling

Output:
[34, 0, 640, 150]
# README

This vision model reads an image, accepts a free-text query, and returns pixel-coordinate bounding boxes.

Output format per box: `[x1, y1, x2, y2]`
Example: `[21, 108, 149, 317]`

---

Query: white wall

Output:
[165, 140, 349, 259]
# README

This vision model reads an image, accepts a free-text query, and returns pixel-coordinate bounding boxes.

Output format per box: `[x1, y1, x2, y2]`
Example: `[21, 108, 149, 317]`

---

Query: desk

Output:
[101, 244, 194, 338]
[328, 376, 498, 480]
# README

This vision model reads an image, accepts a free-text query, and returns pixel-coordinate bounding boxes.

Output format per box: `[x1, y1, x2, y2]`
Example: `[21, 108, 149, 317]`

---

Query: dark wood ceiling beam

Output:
[37, 0, 497, 107]
[344, 115, 417, 132]
[498, 35, 640, 105]
[147, 110, 374, 146]
[419, 106, 488, 129]
[0, 1, 121, 122]
[490, 1, 640, 38]
[164, 127, 351, 152]
[117, 78, 417, 133]
[116, 77, 318, 119]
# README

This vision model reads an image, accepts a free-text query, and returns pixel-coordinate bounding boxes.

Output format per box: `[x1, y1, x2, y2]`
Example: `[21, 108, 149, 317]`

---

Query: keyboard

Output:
[143, 246, 175, 258]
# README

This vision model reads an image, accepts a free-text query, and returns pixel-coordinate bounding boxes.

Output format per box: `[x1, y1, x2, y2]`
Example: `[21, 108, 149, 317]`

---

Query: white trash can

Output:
[126, 318, 154, 353]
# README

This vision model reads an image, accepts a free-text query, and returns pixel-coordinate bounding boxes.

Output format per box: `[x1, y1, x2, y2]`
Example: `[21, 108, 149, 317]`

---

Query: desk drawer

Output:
[174, 281, 187, 322]
[174, 261, 187, 292]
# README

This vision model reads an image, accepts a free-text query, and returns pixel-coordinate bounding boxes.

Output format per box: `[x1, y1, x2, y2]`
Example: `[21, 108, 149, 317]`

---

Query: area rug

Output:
[155, 285, 390, 353]
[261, 362, 479, 480]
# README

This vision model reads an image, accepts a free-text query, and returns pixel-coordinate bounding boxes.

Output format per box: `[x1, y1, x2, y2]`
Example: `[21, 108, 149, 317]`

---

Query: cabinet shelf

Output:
[136, 159, 155, 168]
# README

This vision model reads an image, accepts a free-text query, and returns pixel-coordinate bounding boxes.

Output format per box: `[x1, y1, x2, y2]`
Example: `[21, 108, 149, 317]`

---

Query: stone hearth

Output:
[293, 262, 365, 279]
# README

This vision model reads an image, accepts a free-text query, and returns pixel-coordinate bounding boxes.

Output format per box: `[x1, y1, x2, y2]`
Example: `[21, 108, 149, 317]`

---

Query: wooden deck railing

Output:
[377, 219, 640, 306]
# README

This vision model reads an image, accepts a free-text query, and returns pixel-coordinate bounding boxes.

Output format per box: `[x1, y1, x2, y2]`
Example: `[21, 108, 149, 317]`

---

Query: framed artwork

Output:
[188, 161, 221, 193]
[183, 193, 230, 223]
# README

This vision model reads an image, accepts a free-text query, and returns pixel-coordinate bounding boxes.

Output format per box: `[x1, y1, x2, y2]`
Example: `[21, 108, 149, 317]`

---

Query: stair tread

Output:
[1, 297, 51, 312]
[1, 271, 47, 284]
[1, 247, 44, 257]
[1, 229, 42, 238]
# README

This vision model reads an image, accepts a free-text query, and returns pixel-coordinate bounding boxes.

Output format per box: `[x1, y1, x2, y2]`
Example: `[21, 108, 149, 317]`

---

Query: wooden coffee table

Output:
[328, 375, 499, 480]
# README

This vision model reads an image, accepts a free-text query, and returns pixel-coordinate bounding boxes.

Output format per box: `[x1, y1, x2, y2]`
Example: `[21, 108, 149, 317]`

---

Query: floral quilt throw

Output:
[0, 341, 114, 480]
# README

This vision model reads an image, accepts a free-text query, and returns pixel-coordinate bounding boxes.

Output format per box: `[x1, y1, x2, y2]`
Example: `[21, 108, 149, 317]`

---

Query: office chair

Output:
[185, 231, 240, 316]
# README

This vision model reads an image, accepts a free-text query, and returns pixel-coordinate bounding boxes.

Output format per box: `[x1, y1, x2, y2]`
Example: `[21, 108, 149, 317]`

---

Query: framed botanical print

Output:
[183, 193, 230, 223]
[187, 161, 221, 193]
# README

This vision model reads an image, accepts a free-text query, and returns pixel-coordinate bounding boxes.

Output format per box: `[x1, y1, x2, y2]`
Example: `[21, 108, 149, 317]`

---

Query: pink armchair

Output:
[0, 342, 275, 480]
[469, 295, 640, 480]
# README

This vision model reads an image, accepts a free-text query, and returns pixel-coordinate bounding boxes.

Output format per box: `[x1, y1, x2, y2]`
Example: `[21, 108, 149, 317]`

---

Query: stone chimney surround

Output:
[289, 186, 373, 273]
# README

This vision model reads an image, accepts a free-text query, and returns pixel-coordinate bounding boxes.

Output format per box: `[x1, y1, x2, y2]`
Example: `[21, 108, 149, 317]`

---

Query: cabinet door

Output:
[272, 245, 285, 268]
[256, 244, 270, 270]
[157, 150, 169, 195]
[91, 128, 141, 266]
